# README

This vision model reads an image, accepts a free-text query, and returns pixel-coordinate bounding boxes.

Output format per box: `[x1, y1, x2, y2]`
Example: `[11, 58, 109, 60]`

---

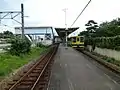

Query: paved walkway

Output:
[48, 45, 120, 90]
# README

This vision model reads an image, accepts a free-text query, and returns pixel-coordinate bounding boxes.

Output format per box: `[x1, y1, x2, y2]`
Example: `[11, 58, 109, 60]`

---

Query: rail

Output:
[7, 44, 58, 90]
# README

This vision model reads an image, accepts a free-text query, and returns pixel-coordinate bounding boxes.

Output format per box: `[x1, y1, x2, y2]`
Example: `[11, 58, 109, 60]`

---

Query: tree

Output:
[79, 18, 120, 38]
[4, 31, 13, 35]
[0, 33, 3, 38]
[9, 36, 31, 56]
[3, 31, 14, 38]
[78, 30, 88, 36]
[95, 18, 120, 37]
[85, 20, 98, 34]
[79, 20, 98, 37]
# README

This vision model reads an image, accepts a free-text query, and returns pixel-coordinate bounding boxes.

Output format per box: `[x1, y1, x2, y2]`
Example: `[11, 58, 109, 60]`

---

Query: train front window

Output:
[72, 37, 76, 42]
[80, 37, 84, 42]
[77, 37, 79, 41]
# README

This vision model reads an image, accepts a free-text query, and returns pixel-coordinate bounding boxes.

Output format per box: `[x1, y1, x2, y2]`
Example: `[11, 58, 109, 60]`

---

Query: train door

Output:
[72, 37, 76, 44]
[77, 37, 79, 42]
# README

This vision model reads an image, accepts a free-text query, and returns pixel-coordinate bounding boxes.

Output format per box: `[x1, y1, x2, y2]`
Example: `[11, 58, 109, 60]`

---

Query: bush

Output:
[36, 42, 48, 48]
[9, 37, 31, 56]
[86, 36, 120, 51]
[36, 42, 44, 47]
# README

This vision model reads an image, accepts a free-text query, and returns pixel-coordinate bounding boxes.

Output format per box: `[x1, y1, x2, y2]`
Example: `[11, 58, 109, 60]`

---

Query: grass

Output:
[0, 47, 47, 77]
[102, 56, 120, 67]
[92, 52, 120, 67]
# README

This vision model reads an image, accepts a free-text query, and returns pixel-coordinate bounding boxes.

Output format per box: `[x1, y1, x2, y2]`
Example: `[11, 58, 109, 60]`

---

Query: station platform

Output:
[48, 45, 120, 90]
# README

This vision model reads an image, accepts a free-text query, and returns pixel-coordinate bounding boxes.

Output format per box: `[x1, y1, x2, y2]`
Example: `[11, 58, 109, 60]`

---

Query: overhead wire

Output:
[70, 0, 92, 27]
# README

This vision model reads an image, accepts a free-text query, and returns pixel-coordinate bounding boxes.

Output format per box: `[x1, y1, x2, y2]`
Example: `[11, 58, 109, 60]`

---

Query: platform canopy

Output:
[55, 27, 79, 39]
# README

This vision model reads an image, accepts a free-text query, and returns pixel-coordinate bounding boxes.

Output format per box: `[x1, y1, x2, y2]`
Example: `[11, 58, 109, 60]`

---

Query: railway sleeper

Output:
[22, 79, 36, 82]
[37, 64, 45, 67]
[23, 77, 37, 81]
[36, 86, 46, 90]
[8, 82, 16, 85]
[41, 76, 50, 82]
[13, 79, 19, 82]
[38, 81, 48, 85]
[34, 68, 43, 70]
[14, 85, 31, 90]
[32, 70, 41, 73]
[34, 83, 47, 90]
[39, 78, 48, 81]
[6, 46, 58, 90]
[28, 73, 40, 77]
[18, 81, 34, 85]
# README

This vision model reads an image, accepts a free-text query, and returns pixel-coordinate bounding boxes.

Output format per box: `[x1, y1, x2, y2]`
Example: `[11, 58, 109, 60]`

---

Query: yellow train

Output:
[69, 36, 84, 49]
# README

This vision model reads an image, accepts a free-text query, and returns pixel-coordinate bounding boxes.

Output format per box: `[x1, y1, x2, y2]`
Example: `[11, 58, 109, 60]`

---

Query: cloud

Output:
[1, 0, 120, 35]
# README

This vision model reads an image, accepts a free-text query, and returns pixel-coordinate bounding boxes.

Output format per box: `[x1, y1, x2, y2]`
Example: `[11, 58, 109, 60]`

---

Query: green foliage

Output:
[86, 36, 120, 51]
[82, 18, 120, 51]
[102, 56, 120, 67]
[78, 31, 89, 37]
[37, 42, 45, 47]
[85, 20, 98, 35]
[9, 37, 31, 56]
[79, 18, 120, 38]
[80, 18, 120, 37]
[93, 53, 120, 67]
[0, 47, 47, 77]
[0, 31, 14, 38]
[3, 31, 13, 36]
[36, 42, 49, 48]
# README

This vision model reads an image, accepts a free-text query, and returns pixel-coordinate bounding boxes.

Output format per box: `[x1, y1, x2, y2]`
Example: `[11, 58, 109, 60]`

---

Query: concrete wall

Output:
[87, 45, 120, 61]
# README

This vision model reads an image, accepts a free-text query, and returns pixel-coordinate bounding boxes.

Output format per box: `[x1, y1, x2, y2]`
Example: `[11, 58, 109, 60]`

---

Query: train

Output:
[68, 36, 85, 49]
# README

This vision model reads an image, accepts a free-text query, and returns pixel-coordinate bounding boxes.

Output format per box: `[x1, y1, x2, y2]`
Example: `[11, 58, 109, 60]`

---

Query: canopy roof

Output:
[55, 27, 79, 39]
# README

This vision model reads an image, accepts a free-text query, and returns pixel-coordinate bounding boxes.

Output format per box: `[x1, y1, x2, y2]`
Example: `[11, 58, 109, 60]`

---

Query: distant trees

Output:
[79, 18, 120, 50]
[79, 31, 89, 36]
[79, 20, 98, 37]
[85, 20, 98, 33]
[0, 30, 14, 38]
[79, 18, 120, 37]
[3, 31, 13, 36]
[96, 18, 120, 37]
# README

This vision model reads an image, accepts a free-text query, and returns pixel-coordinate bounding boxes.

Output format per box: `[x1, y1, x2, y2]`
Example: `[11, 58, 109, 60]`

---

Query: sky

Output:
[0, 0, 120, 35]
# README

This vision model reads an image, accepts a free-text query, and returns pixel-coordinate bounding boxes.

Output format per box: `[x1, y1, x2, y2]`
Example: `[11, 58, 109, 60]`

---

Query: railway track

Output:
[6, 44, 58, 90]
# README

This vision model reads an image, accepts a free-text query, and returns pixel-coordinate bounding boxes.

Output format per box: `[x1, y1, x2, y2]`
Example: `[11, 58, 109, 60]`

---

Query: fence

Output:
[87, 45, 120, 61]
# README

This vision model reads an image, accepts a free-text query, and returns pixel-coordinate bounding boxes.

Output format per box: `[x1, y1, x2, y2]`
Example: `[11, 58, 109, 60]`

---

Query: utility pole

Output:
[21, 4, 24, 38]
[0, 3, 25, 39]
[63, 8, 68, 48]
